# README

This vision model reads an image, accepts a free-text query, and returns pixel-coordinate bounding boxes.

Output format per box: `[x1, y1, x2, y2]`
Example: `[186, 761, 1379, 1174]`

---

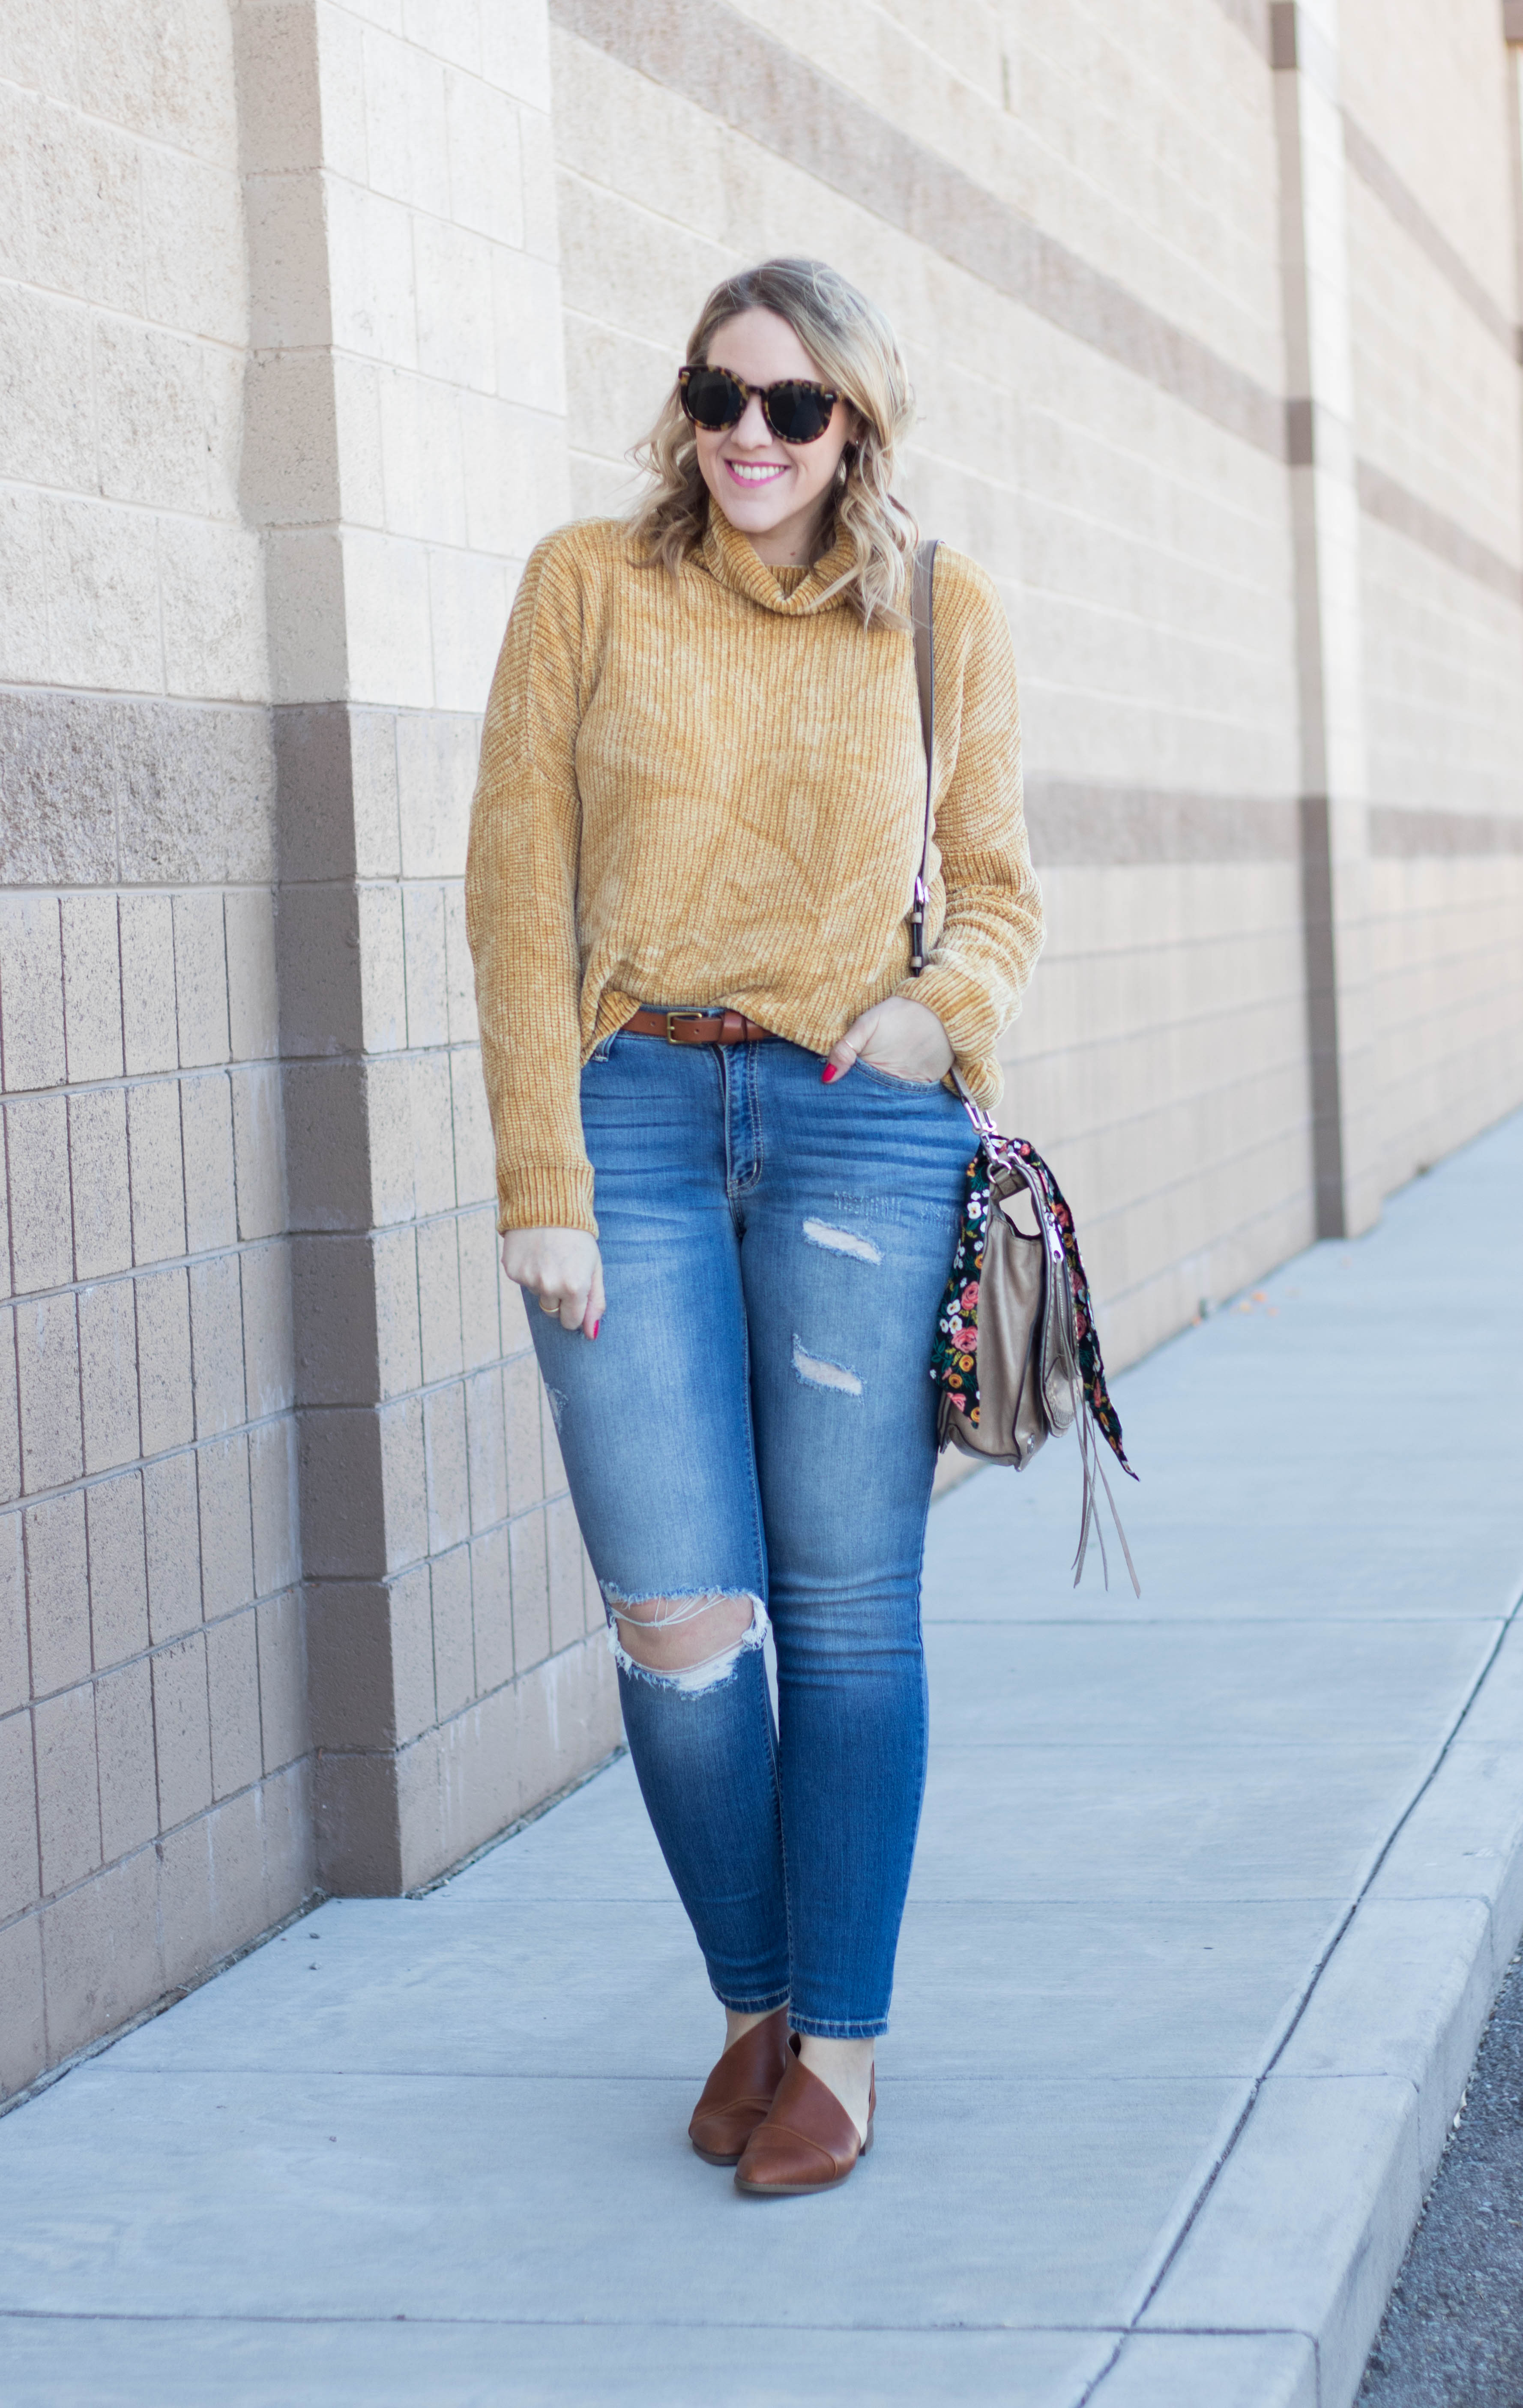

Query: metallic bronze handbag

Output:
[908, 540, 1138, 1591]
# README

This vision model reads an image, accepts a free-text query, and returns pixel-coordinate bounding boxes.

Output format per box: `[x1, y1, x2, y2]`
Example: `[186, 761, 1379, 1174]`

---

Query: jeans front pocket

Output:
[850, 1059, 949, 1095]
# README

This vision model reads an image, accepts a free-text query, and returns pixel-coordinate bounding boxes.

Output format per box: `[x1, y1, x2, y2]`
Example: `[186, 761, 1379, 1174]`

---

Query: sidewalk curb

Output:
[1089, 1612, 1523, 2408]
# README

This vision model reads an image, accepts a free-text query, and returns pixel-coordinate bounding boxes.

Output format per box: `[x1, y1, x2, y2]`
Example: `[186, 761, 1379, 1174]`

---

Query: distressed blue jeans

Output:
[529, 1031, 973, 2037]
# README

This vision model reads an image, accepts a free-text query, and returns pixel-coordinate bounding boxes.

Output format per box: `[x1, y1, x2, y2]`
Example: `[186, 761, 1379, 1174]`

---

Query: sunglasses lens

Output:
[763, 383, 834, 443]
[681, 368, 745, 430]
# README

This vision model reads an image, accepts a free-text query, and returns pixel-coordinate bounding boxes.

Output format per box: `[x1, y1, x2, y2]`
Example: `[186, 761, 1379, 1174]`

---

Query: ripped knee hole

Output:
[602, 1589, 768, 1688]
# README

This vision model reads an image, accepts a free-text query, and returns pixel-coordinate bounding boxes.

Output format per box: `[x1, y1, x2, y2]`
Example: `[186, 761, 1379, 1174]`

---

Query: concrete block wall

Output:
[1340, 0, 1523, 1194]
[0, 0, 309, 2097]
[237, 0, 618, 1905]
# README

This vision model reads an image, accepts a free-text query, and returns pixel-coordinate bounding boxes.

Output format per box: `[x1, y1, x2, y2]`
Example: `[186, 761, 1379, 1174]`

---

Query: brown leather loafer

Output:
[733, 2052, 875, 2196]
[688, 2007, 792, 2165]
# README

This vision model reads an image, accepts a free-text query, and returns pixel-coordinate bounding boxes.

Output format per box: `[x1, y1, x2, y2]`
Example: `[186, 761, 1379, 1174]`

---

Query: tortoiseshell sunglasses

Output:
[677, 364, 841, 446]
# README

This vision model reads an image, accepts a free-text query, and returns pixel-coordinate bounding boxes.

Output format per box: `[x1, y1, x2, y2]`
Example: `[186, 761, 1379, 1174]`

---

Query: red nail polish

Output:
[591, 1320, 600, 1340]
[822, 1064, 838, 1083]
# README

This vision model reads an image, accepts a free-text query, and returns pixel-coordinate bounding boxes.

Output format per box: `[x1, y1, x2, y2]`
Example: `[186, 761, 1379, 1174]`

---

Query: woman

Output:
[466, 257, 1042, 2196]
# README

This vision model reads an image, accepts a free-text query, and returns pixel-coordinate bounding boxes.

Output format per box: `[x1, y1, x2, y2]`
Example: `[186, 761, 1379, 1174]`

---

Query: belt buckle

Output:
[664, 1011, 710, 1044]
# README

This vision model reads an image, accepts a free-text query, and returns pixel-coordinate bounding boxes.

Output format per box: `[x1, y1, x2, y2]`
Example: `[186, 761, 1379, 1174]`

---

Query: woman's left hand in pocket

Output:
[823, 996, 954, 1084]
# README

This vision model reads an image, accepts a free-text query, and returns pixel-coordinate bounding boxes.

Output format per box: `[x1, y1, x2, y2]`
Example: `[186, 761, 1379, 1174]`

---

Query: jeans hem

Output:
[788, 2016, 889, 2040]
[711, 1986, 792, 2015]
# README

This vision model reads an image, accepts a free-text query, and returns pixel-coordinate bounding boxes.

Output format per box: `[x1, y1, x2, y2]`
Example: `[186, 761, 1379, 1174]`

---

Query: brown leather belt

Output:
[625, 1008, 777, 1046]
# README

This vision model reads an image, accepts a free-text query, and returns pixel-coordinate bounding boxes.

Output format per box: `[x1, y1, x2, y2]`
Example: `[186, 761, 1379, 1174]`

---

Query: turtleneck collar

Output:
[698, 497, 856, 616]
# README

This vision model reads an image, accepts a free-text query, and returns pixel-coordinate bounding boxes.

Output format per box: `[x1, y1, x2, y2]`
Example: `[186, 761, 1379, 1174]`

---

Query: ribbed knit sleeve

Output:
[897, 555, 1044, 1104]
[466, 531, 597, 1236]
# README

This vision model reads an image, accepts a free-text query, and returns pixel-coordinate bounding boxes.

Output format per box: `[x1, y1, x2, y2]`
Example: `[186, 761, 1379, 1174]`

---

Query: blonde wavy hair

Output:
[628, 258, 918, 628]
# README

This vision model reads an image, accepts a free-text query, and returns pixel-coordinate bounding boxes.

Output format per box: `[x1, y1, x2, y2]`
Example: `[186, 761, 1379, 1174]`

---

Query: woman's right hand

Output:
[500, 1228, 605, 1338]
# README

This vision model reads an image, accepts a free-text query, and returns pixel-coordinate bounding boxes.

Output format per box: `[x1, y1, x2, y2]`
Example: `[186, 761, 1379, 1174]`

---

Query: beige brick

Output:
[67, 1087, 132, 1281]
[15, 1293, 83, 1493]
[60, 899, 121, 1083]
[470, 1526, 511, 1691]
[143, 1450, 203, 1643]
[410, 1053, 456, 1217]
[42, 494, 162, 692]
[365, 1056, 416, 1225]
[546, 1493, 585, 1657]
[86, 1471, 149, 1672]
[0, 284, 93, 487]
[172, 891, 230, 1068]
[206, 1607, 261, 1799]
[376, 1394, 428, 1569]
[94, 1657, 157, 1863]
[204, 1785, 270, 1959]
[0, 894, 64, 1096]
[377, 367, 466, 548]
[120, 894, 180, 1076]
[78, 1277, 141, 1474]
[39, 1844, 161, 2061]
[224, 889, 279, 1063]
[189, 1254, 245, 1437]
[0, 1127, 10, 1302]
[231, 1064, 287, 1241]
[0, 1511, 23, 1712]
[442, 884, 475, 1041]
[422, 1381, 470, 1555]
[180, 1073, 236, 1253]
[403, 882, 449, 1045]
[34, 1681, 100, 1893]
[430, 1543, 474, 1718]
[0, 485, 51, 683]
[395, 710, 475, 880]
[480, 0, 551, 108]
[358, 883, 407, 1053]
[449, 1046, 495, 1210]
[262, 1753, 317, 1916]
[249, 1417, 298, 1597]
[362, 23, 450, 214]
[162, 520, 269, 704]
[431, 546, 510, 714]
[25, 86, 140, 301]
[342, 527, 433, 709]
[463, 1365, 506, 1532]
[416, 1214, 463, 1383]
[24, 1487, 90, 1696]
[326, 177, 417, 367]
[509, 1505, 549, 1672]
[539, 1373, 566, 1495]
[94, 317, 209, 513]
[256, 1587, 307, 1771]
[456, 1207, 500, 1372]
[135, 1268, 194, 1457]
[127, 1080, 188, 1266]
[152, 1631, 211, 1830]
[0, 1706, 39, 1917]
[0, 0, 79, 108]
[0, 1314, 15, 1505]
[503, 1352, 544, 1514]
[241, 1241, 294, 1420]
[374, 1223, 422, 1396]
[6, 1094, 72, 1291]
[197, 1434, 254, 1619]
[444, 64, 523, 243]
[0, 1910, 45, 2098]
[141, 145, 245, 348]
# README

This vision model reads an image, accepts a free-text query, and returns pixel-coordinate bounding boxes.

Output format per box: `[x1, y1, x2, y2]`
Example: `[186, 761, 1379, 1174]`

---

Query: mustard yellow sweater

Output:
[465, 503, 1044, 1235]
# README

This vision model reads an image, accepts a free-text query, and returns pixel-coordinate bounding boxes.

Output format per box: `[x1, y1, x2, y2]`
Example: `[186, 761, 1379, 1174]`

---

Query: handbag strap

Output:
[908, 536, 939, 974]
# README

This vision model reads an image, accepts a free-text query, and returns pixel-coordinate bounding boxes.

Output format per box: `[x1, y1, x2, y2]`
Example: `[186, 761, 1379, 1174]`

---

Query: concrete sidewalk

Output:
[3, 1113, 1522, 2408]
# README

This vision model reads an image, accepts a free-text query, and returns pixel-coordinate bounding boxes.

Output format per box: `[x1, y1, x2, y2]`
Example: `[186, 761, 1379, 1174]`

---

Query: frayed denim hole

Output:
[602, 1589, 770, 1696]
[791, 1336, 863, 1397]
